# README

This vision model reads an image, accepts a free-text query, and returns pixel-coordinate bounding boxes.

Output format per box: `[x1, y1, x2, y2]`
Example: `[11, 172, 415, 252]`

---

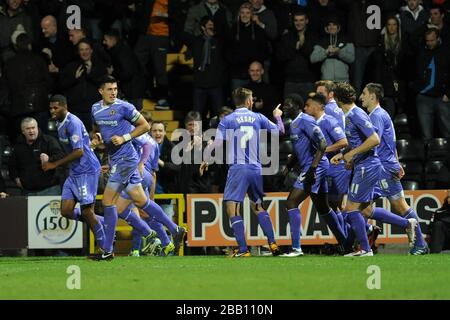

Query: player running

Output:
[281, 93, 347, 257]
[90, 76, 185, 260]
[43, 95, 106, 253]
[360, 83, 428, 255]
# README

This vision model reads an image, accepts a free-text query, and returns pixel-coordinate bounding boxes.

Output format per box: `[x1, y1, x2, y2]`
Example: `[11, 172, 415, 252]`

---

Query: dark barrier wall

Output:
[0, 197, 27, 249]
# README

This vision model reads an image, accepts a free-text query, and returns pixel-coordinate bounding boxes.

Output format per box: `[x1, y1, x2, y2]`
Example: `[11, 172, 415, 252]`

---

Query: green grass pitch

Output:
[1, 255, 449, 299]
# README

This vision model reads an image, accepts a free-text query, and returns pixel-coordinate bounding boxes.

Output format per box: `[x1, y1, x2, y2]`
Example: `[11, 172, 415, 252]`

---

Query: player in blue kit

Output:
[90, 76, 185, 260]
[201, 87, 284, 257]
[303, 93, 349, 234]
[315, 81, 345, 131]
[360, 83, 428, 255]
[331, 83, 417, 257]
[281, 93, 347, 257]
[42, 95, 106, 252]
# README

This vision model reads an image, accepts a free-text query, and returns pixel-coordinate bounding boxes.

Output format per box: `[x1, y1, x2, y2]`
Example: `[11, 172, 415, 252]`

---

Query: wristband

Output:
[123, 133, 132, 142]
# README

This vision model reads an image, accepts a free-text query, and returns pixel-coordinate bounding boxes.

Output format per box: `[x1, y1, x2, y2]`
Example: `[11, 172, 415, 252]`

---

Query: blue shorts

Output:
[120, 169, 153, 200]
[294, 163, 329, 194]
[62, 173, 99, 205]
[224, 167, 264, 203]
[108, 157, 142, 186]
[374, 165, 404, 200]
[327, 162, 351, 199]
[348, 162, 381, 203]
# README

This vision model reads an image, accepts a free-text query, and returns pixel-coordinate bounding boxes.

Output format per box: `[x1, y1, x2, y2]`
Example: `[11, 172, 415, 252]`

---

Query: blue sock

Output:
[320, 209, 347, 244]
[140, 199, 178, 235]
[118, 207, 152, 237]
[257, 211, 275, 244]
[103, 206, 118, 252]
[335, 211, 345, 235]
[348, 211, 371, 252]
[92, 221, 105, 249]
[371, 207, 408, 229]
[288, 208, 302, 249]
[131, 228, 141, 251]
[404, 208, 426, 247]
[230, 216, 247, 252]
[146, 217, 171, 247]
[343, 221, 355, 251]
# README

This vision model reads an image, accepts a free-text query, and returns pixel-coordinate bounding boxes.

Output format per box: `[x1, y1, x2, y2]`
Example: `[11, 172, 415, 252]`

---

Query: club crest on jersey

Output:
[364, 121, 373, 128]
[71, 134, 80, 143]
[110, 109, 116, 116]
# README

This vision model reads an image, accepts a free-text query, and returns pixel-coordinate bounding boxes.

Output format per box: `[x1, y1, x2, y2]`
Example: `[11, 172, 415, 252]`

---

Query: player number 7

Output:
[240, 126, 254, 149]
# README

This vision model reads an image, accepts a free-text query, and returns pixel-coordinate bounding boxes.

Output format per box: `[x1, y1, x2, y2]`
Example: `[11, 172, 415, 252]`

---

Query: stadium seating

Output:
[401, 180, 420, 190]
[396, 139, 425, 162]
[424, 160, 449, 189]
[279, 140, 293, 163]
[427, 138, 449, 161]
[400, 161, 423, 182]
[393, 113, 410, 134]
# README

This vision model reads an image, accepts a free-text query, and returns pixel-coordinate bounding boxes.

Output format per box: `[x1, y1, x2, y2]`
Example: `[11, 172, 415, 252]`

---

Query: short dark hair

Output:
[185, 111, 201, 124]
[232, 87, 253, 107]
[218, 106, 233, 117]
[151, 120, 167, 130]
[430, 4, 445, 15]
[77, 38, 93, 49]
[315, 80, 336, 94]
[104, 28, 121, 40]
[307, 92, 327, 107]
[49, 94, 67, 106]
[293, 9, 308, 19]
[365, 83, 384, 101]
[16, 33, 32, 50]
[284, 93, 304, 110]
[98, 75, 117, 88]
[334, 82, 356, 104]
[425, 27, 440, 38]
[200, 16, 214, 29]
[141, 110, 152, 123]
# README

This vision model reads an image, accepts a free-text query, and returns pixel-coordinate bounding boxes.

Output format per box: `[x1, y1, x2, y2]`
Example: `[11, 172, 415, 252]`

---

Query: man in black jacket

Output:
[415, 28, 450, 142]
[103, 29, 145, 110]
[430, 193, 450, 253]
[4, 33, 52, 141]
[276, 10, 318, 100]
[9, 117, 65, 196]
[188, 16, 225, 120]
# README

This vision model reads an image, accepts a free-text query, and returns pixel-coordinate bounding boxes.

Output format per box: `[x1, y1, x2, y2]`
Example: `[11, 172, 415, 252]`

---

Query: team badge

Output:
[110, 109, 116, 116]
[71, 134, 80, 143]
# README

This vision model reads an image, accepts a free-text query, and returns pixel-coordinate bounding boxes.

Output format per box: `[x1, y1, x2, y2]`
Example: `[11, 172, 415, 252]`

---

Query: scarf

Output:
[199, 35, 212, 71]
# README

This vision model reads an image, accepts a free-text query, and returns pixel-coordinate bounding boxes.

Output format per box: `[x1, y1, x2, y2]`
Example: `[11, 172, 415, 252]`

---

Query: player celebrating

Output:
[331, 83, 416, 257]
[43, 95, 106, 252]
[281, 93, 347, 257]
[91, 76, 185, 260]
[201, 88, 284, 257]
[360, 83, 428, 255]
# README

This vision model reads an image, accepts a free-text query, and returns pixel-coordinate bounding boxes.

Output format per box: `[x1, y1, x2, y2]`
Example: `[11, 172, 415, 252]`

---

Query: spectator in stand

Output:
[4, 33, 51, 140]
[0, 172, 7, 198]
[244, 61, 280, 119]
[373, 16, 409, 117]
[39, 15, 75, 76]
[134, 0, 175, 110]
[227, 2, 270, 91]
[310, 16, 354, 83]
[271, 0, 300, 37]
[187, 16, 226, 121]
[173, 111, 212, 194]
[184, 0, 232, 40]
[59, 38, 108, 131]
[276, 10, 318, 100]
[151, 120, 180, 219]
[8, 117, 65, 196]
[68, 26, 111, 67]
[308, 0, 345, 36]
[399, 0, 429, 40]
[0, 0, 34, 63]
[415, 28, 450, 142]
[412, 4, 450, 49]
[339, 0, 383, 96]
[249, 0, 277, 83]
[103, 29, 145, 110]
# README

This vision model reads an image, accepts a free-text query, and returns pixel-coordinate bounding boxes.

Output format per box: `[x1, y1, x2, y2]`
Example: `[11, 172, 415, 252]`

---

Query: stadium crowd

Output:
[0, 0, 450, 256]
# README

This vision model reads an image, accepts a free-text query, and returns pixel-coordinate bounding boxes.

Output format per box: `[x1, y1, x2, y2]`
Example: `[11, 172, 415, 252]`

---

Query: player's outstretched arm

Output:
[325, 137, 348, 154]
